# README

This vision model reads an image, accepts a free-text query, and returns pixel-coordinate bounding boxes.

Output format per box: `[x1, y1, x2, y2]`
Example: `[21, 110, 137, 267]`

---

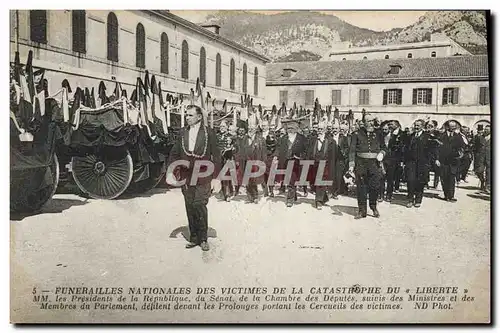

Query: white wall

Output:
[265, 80, 490, 128]
[10, 10, 267, 106]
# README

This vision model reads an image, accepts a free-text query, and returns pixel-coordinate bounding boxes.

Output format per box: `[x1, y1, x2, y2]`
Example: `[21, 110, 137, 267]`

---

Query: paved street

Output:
[10, 175, 490, 323]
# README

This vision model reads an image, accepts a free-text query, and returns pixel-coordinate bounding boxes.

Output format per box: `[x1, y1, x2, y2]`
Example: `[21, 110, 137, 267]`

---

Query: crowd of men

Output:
[166, 104, 491, 250]
[213, 110, 491, 219]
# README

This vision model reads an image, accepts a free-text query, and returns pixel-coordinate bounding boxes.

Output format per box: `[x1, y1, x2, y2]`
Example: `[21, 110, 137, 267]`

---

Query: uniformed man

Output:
[348, 114, 386, 219]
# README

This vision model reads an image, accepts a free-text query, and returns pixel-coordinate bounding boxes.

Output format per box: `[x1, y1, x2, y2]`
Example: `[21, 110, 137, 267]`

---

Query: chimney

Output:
[201, 24, 220, 35]
[388, 64, 402, 75]
[282, 68, 297, 78]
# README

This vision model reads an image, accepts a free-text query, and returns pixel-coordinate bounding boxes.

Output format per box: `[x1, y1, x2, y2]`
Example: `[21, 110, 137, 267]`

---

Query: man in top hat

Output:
[307, 120, 335, 209]
[166, 105, 221, 251]
[348, 113, 386, 219]
[436, 120, 465, 202]
[235, 121, 267, 203]
[273, 118, 308, 207]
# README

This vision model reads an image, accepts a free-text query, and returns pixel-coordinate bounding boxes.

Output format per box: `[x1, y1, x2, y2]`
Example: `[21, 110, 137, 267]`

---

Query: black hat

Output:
[237, 119, 248, 132]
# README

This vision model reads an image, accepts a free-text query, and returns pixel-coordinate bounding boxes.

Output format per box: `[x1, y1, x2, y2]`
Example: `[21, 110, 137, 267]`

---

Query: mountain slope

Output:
[203, 10, 488, 62]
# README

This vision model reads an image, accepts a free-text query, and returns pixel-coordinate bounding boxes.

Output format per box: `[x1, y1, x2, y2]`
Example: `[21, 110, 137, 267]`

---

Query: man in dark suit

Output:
[473, 124, 491, 193]
[348, 114, 386, 219]
[379, 121, 405, 202]
[329, 122, 348, 199]
[166, 105, 221, 251]
[404, 119, 438, 208]
[307, 121, 335, 209]
[436, 120, 465, 202]
[273, 119, 308, 207]
[235, 122, 267, 203]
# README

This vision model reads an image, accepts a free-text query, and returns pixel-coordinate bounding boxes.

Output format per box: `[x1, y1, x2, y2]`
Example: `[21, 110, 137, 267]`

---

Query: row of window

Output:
[27, 10, 259, 95]
[341, 52, 437, 61]
[279, 87, 490, 107]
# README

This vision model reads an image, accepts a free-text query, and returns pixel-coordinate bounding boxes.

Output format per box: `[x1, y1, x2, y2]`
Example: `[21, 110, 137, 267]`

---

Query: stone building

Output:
[10, 10, 269, 106]
[322, 33, 471, 61]
[265, 55, 490, 128]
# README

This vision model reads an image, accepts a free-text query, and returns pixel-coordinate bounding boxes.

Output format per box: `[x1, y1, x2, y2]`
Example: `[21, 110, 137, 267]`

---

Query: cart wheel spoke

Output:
[72, 149, 133, 199]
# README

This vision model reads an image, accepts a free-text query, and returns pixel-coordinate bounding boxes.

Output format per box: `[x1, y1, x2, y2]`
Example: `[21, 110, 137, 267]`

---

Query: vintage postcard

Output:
[9, 9, 491, 323]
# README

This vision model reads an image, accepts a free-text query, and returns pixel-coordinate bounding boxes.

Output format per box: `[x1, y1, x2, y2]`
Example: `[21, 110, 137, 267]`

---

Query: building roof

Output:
[266, 55, 489, 85]
[148, 10, 270, 63]
[328, 40, 454, 56]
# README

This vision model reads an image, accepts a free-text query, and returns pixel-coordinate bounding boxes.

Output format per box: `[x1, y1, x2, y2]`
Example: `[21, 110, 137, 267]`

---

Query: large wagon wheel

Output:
[10, 153, 60, 213]
[71, 149, 133, 199]
[127, 161, 166, 194]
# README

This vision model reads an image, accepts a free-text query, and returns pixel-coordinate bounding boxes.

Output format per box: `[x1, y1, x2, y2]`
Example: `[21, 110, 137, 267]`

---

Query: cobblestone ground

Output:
[10, 175, 490, 323]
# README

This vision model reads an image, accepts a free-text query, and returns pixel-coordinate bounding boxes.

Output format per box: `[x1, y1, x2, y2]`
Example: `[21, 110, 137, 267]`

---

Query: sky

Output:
[170, 10, 428, 32]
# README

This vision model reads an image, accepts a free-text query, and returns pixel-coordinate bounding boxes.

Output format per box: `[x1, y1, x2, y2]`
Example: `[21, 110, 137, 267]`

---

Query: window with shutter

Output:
[452, 88, 459, 104]
[359, 89, 369, 105]
[30, 10, 47, 44]
[230, 59, 235, 90]
[107, 12, 119, 62]
[426, 88, 433, 105]
[254, 67, 259, 96]
[385, 89, 400, 105]
[242, 63, 247, 94]
[72, 10, 86, 53]
[136, 23, 146, 68]
[479, 87, 489, 105]
[331, 90, 341, 105]
[215, 54, 222, 87]
[199, 47, 206, 85]
[160, 33, 169, 74]
[443, 88, 458, 105]
[414, 88, 432, 105]
[279, 91, 288, 106]
[181, 40, 189, 79]
[305, 90, 315, 107]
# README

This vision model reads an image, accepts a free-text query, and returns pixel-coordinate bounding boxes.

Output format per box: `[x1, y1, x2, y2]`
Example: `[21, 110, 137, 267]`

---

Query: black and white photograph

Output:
[8, 9, 491, 323]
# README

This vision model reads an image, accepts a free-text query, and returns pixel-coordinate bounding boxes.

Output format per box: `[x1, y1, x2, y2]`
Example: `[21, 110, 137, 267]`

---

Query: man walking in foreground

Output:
[404, 119, 438, 208]
[348, 114, 386, 219]
[166, 105, 221, 251]
[436, 120, 464, 202]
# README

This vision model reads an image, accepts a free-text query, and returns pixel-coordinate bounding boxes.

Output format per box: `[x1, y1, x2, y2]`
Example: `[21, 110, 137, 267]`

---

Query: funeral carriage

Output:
[53, 74, 241, 200]
[10, 51, 60, 213]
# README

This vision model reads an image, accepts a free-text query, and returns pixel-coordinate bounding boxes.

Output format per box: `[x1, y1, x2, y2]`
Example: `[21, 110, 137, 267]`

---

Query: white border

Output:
[2, 1, 497, 331]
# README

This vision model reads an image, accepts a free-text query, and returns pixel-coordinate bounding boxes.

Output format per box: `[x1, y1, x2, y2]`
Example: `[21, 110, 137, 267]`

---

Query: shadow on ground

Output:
[467, 193, 490, 201]
[10, 198, 88, 221]
[169, 226, 218, 241]
[330, 205, 358, 217]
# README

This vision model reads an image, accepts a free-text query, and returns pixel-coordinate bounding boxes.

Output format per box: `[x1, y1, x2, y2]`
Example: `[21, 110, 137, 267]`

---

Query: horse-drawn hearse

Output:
[10, 51, 59, 213]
